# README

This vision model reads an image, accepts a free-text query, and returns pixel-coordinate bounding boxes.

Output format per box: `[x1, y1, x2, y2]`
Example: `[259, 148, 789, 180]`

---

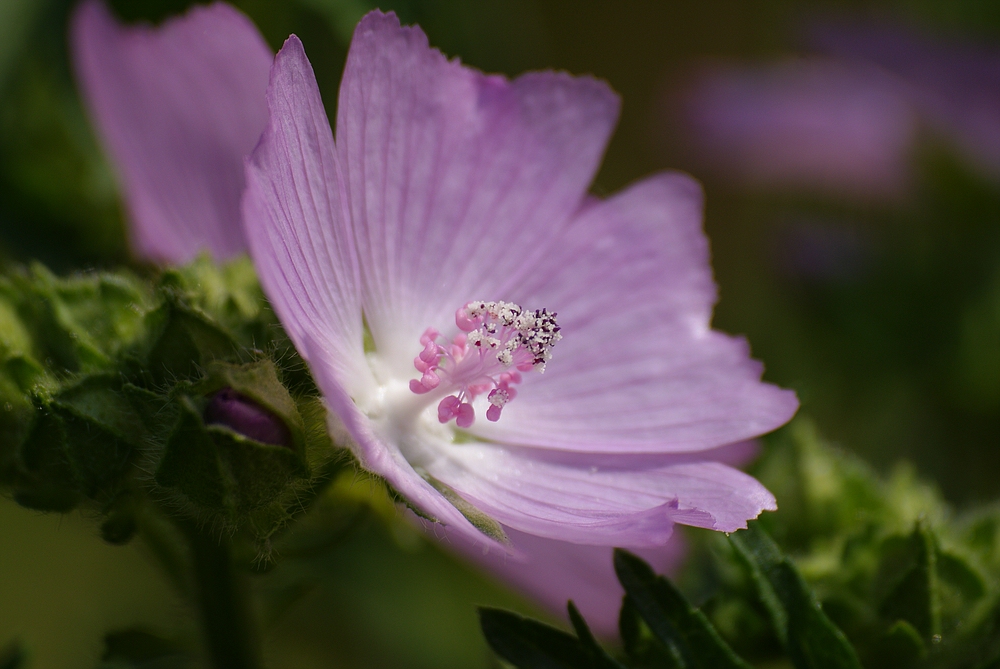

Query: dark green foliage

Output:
[481, 553, 752, 669]
[729, 523, 863, 669]
[613, 550, 751, 669]
[479, 608, 613, 669]
[0, 257, 344, 555]
[482, 424, 1000, 669]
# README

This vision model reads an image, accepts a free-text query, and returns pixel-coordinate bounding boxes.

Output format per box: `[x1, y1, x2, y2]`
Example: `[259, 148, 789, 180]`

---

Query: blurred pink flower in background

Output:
[676, 58, 917, 199]
[808, 19, 1000, 182]
[71, 0, 272, 263]
[242, 12, 797, 631]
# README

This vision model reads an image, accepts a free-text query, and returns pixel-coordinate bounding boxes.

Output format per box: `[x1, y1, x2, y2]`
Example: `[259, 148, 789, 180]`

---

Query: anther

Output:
[411, 300, 561, 428]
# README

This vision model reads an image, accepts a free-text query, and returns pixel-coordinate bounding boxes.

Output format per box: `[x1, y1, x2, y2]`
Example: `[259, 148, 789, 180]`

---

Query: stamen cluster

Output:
[408, 300, 561, 428]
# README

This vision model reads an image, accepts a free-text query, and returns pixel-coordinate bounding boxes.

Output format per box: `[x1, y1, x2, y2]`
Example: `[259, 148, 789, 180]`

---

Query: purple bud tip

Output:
[204, 388, 293, 448]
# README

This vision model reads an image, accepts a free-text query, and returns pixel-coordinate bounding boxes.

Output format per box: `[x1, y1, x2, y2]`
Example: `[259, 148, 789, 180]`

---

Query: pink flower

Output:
[71, 0, 272, 263]
[676, 59, 917, 199]
[809, 19, 1000, 182]
[242, 6, 797, 583]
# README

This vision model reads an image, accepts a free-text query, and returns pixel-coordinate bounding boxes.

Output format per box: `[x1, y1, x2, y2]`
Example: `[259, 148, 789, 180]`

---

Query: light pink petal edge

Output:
[422, 440, 777, 544]
[473, 173, 799, 452]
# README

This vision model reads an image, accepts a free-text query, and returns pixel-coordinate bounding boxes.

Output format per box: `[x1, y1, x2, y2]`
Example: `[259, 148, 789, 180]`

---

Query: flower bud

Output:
[203, 387, 292, 448]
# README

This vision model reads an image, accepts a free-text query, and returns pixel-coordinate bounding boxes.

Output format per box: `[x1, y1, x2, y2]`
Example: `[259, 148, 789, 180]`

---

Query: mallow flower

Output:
[242, 7, 798, 609]
[68, 2, 692, 631]
[71, 0, 272, 263]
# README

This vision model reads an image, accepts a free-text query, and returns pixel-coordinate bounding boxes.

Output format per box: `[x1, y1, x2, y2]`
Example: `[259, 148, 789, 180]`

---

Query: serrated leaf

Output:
[730, 522, 863, 669]
[479, 607, 597, 669]
[614, 549, 752, 669]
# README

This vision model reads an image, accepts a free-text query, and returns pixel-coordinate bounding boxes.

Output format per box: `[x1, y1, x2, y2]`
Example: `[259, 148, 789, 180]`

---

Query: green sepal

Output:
[613, 549, 752, 669]
[0, 367, 35, 482]
[139, 296, 241, 386]
[729, 522, 863, 669]
[53, 374, 149, 447]
[155, 397, 232, 514]
[423, 474, 509, 544]
[157, 255, 280, 353]
[46, 376, 145, 499]
[4, 264, 152, 375]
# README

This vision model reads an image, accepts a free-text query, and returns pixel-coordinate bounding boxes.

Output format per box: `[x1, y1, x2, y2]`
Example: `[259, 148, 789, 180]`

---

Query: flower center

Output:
[408, 300, 561, 428]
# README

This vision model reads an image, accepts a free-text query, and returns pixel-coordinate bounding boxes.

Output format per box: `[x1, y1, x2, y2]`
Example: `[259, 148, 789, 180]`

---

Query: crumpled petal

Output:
[242, 36, 372, 399]
[438, 524, 687, 638]
[473, 173, 799, 453]
[72, 0, 272, 262]
[336, 12, 620, 371]
[421, 438, 777, 545]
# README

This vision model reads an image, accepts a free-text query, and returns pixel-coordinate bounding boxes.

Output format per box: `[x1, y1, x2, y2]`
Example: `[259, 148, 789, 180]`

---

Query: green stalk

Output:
[182, 522, 262, 669]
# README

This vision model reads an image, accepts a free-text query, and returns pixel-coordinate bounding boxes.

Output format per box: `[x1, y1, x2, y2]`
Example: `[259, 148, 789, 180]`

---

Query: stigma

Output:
[408, 300, 561, 428]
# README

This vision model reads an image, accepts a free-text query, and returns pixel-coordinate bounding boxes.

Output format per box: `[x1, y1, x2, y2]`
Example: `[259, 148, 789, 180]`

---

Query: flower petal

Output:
[336, 11, 620, 371]
[439, 524, 686, 638]
[72, 0, 272, 262]
[473, 173, 799, 452]
[422, 439, 777, 545]
[306, 339, 511, 553]
[242, 36, 372, 399]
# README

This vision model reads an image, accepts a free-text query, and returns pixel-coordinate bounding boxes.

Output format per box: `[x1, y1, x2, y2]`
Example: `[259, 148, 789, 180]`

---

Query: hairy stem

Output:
[182, 523, 262, 669]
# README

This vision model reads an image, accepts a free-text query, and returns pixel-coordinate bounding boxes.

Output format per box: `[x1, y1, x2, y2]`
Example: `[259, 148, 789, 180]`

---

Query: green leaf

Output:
[478, 607, 597, 669]
[878, 523, 941, 639]
[155, 398, 231, 514]
[867, 619, 926, 669]
[13, 408, 79, 511]
[729, 522, 863, 669]
[566, 602, 627, 669]
[141, 298, 239, 385]
[613, 549, 752, 669]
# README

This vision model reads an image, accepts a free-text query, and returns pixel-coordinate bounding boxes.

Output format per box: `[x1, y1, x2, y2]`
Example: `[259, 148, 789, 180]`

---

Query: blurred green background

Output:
[2, 0, 1000, 666]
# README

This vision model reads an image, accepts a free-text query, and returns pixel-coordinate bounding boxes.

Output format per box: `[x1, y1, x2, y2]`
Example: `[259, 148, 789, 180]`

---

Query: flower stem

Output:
[182, 522, 262, 669]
